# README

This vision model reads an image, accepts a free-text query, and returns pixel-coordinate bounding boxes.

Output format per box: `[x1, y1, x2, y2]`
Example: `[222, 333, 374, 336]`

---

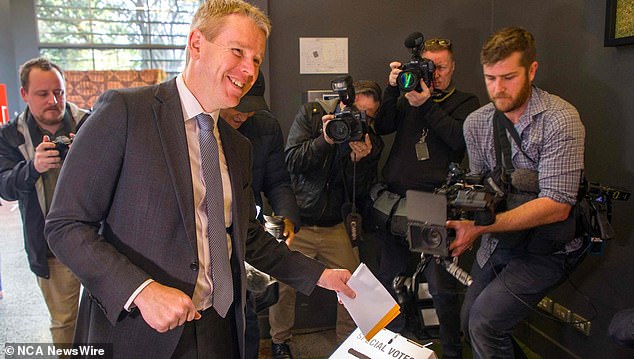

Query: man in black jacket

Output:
[269, 80, 384, 358]
[219, 72, 299, 359]
[374, 39, 480, 359]
[0, 57, 89, 346]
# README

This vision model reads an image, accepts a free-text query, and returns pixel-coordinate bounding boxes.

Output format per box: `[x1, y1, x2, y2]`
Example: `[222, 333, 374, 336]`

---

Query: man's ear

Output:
[528, 61, 539, 82]
[188, 29, 203, 60]
[20, 87, 27, 102]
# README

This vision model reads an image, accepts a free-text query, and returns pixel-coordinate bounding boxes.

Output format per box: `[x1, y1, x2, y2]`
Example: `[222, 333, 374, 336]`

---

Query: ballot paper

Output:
[338, 263, 400, 341]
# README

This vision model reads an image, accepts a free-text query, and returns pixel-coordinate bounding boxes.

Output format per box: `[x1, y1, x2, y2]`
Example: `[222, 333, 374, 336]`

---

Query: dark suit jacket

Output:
[44, 79, 325, 359]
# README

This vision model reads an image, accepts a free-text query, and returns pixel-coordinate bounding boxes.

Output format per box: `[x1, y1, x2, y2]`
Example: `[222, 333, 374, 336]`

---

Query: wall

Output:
[0, 0, 39, 117]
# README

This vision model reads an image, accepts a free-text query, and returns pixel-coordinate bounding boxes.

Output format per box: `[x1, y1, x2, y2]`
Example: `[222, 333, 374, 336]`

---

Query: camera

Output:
[397, 32, 436, 92]
[406, 163, 505, 258]
[51, 135, 73, 160]
[324, 75, 368, 143]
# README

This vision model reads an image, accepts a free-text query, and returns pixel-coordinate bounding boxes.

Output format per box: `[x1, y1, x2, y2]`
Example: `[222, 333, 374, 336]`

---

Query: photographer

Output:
[269, 80, 383, 358]
[447, 27, 586, 358]
[374, 37, 479, 358]
[0, 57, 88, 346]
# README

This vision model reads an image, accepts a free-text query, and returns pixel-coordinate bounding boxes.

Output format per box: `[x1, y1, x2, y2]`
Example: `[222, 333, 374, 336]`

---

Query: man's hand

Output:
[33, 135, 61, 173]
[133, 281, 201, 333]
[317, 268, 356, 299]
[388, 61, 403, 87]
[404, 79, 432, 107]
[349, 134, 372, 162]
[283, 217, 296, 246]
[447, 220, 486, 257]
[321, 114, 336, 145]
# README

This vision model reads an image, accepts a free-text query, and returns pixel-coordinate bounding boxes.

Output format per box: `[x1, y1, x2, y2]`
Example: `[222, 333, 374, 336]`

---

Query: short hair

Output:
[423, 38, 454, 60]
[480, 27, 536, 68]
[191, 0, 271, 42]
[19, 57, 64, 92]
[354, 80, 382, 103]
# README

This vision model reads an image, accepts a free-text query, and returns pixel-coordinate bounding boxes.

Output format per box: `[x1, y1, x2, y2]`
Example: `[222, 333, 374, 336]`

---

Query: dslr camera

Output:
[51, 135, 73, 160]
[324, 75, 368, 144]
[397, 32, 436, 93]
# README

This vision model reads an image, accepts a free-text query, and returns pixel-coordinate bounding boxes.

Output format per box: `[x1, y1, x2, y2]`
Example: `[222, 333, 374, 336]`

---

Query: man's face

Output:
[483, 51, 537, 113]
[20, 68, 66, 128]
[422, 49, 455, 92]
[219, 108, 254, 129]
[354, 93, 380, 119]
[186, 14, 266, 112]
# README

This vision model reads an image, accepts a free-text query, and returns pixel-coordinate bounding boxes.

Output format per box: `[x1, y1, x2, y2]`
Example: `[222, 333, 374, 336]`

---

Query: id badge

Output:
[415, 141, 430, 161]
[415, 128, 430, 161]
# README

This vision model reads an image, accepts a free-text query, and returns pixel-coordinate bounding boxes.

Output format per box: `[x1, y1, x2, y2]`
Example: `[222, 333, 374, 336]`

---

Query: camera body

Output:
[397, 32, 436, 93]
[324, 75, 368, 144]
[51, 135, 72, 160]
[406, 163, 504, 257]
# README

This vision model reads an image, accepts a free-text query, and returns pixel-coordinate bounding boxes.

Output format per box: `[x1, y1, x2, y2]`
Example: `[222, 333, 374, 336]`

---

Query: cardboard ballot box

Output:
[330, 328, 437, 359]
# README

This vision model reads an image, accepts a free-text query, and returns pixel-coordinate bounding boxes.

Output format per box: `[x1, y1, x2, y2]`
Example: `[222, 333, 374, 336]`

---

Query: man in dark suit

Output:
[44, 1, 354, 358]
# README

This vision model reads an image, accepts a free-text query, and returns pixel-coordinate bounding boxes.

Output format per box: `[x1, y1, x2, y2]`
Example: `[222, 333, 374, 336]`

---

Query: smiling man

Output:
[44, 1, 354, 359]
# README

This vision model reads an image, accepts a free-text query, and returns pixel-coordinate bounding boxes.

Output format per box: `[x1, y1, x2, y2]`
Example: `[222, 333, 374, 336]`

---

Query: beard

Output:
[490, 76, 531, 113]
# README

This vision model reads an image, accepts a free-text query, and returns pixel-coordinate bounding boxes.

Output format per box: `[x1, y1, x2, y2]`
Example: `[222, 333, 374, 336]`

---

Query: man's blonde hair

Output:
[193, 0, 270, 39]
[186, 0, 270, 63]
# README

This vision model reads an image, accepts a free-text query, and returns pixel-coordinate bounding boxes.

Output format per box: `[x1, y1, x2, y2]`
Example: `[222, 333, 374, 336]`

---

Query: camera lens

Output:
[325, 119, 351, 143]
[422, 227, 443, 248]
[397, 70, 419, 92]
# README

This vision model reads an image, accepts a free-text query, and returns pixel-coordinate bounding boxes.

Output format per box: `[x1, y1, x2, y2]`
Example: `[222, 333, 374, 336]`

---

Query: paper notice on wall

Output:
[299, 37, 348, 74]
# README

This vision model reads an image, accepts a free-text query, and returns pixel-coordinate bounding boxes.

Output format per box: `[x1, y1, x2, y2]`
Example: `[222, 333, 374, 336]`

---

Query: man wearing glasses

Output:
[0, 57, 89, 347]
[374, 38, 479, 358]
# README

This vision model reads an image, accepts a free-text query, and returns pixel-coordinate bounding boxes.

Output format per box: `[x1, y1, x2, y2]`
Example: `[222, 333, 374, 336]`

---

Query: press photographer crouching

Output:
[447, 27, 588, 359]
[372, 33, 479, 358]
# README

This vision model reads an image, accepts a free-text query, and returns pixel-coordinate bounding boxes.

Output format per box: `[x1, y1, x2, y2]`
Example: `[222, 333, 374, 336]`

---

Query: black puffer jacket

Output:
[285, 99, 383, 226]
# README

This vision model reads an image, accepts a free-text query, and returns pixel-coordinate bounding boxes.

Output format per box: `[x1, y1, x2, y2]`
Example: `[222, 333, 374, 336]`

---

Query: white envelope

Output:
[338, 263, 400, 340]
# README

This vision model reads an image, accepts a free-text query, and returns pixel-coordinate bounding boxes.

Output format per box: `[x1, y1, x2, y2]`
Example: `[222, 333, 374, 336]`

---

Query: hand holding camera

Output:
[33, 134, 72, 173]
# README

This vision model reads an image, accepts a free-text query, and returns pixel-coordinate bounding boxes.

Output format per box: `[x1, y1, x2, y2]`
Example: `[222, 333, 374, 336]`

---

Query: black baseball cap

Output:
[236, 72, 269, 112]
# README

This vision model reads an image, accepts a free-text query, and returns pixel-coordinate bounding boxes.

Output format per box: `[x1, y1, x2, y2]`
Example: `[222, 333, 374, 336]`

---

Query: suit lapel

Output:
[152, 79, 197, 250]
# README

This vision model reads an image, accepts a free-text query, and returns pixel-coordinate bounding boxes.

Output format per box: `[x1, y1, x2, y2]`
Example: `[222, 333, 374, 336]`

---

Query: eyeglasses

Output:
[424, 38, 452, 48]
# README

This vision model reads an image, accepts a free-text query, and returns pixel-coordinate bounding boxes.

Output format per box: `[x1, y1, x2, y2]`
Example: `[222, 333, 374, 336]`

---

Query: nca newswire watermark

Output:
[3, 343, 112, 358]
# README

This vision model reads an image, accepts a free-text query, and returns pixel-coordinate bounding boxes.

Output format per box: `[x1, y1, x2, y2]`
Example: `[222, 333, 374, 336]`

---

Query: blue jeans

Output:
[461, 246, 581, 359]
[377, 232, 462, 358]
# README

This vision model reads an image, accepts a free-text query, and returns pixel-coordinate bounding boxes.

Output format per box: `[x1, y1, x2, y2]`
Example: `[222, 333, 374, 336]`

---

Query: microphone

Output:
[404, 32, 424, 49]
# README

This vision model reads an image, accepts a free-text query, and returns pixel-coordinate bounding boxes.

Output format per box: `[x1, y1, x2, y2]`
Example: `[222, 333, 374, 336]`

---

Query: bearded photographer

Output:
[447, 27, 586, 358]
[0, 57, 88, 347]
[373, 37, 479, 358]
[269, 80, 383, 358]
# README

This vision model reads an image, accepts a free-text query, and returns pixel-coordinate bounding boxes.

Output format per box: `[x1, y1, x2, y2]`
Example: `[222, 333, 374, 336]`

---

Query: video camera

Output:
[397, 32, 436, 93]
[324, 75, 368, 144]
[407, 163, 505, 258]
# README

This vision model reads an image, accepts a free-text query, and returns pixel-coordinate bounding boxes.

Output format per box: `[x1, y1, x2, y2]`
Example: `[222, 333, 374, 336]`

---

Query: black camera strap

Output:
[493, 111, 515, 172]
[493, 110, 537, 167]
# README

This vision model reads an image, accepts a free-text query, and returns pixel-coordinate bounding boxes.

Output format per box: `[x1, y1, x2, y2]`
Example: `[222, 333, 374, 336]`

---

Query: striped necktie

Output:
[195, 113, 233, 318]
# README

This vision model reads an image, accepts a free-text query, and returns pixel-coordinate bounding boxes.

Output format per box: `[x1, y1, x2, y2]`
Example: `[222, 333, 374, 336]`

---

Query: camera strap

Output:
[493, 110, 537, 167]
